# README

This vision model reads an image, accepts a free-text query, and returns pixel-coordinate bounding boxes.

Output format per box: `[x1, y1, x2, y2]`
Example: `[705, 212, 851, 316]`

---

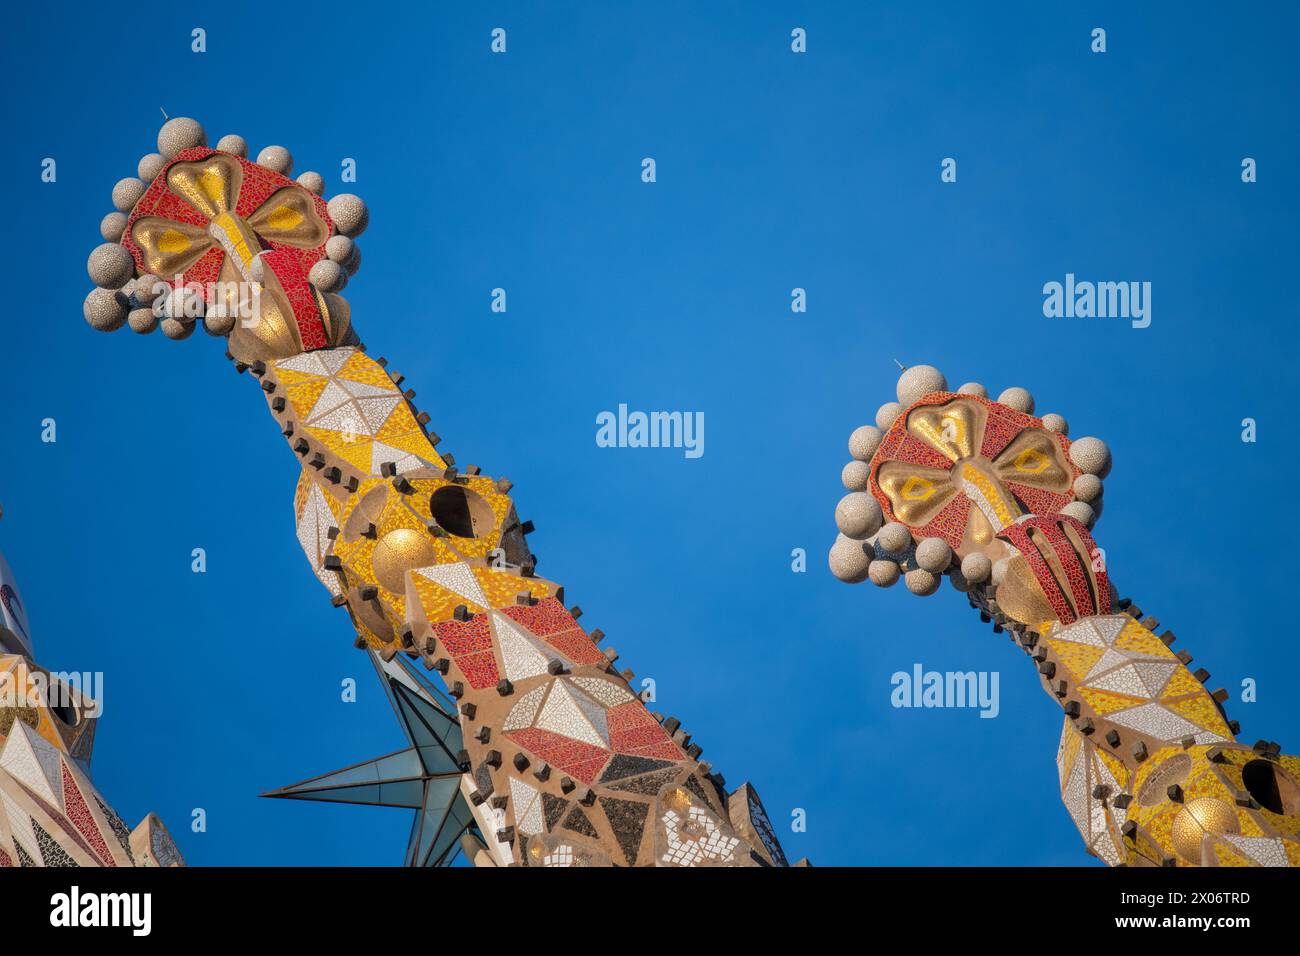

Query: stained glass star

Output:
[262, 649, 478, 866]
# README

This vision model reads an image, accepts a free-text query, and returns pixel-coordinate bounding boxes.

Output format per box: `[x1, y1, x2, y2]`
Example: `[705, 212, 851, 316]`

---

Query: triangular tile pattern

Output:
[1133, 661, 1177, 697]
[536, 681, 609, 747]
[606, 768, 681, 796]
[60, 764, 115, 866]
[599, 755, 674, 784]
[1082, 648, 1133, 683]
[509, 776, 544, 835]
[494, 612, 564, 682]
[294, 477, 343, 596]
[601, 797, 649, 865]
[506, 676, 684, 784]
[503, 684, 548, 732]
[561, 804, 598, 838]
[1, 785, 39, 860]
[498, 599, 606, 666]
[431, 615, 498, 690]
[416, 563, 490, 610]
[275, 348, 444, 478]
[541, 793, 568, 832]
[1106, 702, 1204, 741]
[1088, 664, 1148, 697]
[1051, 615, 1228, 745]
[32, 819, 76, 867]
[1221, 835, 1288, 867]
[0, 722, 61, 808]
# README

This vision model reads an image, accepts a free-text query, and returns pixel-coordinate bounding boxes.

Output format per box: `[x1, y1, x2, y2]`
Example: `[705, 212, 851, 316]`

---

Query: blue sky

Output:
[2, 1, 1297, 865]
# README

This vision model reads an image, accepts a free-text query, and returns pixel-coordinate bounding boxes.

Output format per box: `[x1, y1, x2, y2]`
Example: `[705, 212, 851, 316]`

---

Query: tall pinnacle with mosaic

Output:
[0, 532, 183, 868]
[83, 117, 792, 867]
[828, 364, 1300, 867]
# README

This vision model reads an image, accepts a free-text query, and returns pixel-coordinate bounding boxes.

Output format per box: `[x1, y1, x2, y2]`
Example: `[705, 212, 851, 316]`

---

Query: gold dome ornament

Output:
[371, 528, 440, 593]
[1171, 797, 1239, 864]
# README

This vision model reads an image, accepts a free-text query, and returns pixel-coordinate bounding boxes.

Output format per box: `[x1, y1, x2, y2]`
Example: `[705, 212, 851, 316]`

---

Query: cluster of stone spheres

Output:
[828, 363, 1300, 866]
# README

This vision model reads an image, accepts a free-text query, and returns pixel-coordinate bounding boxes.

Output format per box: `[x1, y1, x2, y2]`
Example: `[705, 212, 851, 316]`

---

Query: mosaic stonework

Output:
[81, 117, 796, 868]
[829, 363, 1300, 866]
[0, 633, 183, 869]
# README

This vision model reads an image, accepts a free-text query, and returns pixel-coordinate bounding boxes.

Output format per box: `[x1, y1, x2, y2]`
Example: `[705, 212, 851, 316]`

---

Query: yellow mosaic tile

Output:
[1097, 747, 1129, 789]
[474, 566, 554, 609]
[409, 575, 483, 623]
[1079, 686, 1145, 715]
[286, 377, 330, 419]
[1161, 667, 1205, 699]
[1286, 839, 1300, 867]
[1238, 809, 1266, 837]
[338, 351, 401, 390]
[1209, 839, 1253, 867]
[1114, 623, 1175, 657]
[269, 364, 323, 386]
[1165, 695, 1231, 736]
[1047, 639, 1107, 681]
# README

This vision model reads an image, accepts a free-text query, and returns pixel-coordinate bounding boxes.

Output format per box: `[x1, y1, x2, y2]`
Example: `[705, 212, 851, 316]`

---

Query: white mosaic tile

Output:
[357, 396, 401, 432]
[494, 613, 553, 682]
[1133, 660, 1176, 697]
[296, 484, 342, 596]
[418, 563, 489, 609]
[503, 684, 548, 732]
[317, 347, 355, 376]
[340, 378, 397, 399]
[544, 844, 575, 867]
[0, 723, 60, 808]
[1083, 648, 1131, 682]
[659, 806, 739, 867]
[1223, 834, 1287, 867]
[570, 676, 633, 707]
[508, 776, 543, 835]
[536, 681, 608, 747]
[1092, 829, 1121, 866]
[1055, 720, 1073, 787]
[1086, 663, 1148, 698]
[306, 381, 353, 422]
[0, 786, 39, 859]
[1106, 702, 1201, 742]
[308, 404, 372, 436]
[275, 352, 328, 375]
[1091, 616, 1128, 646]
[1057, 620, 1105, 647]
[1062, 757, 1088, 838]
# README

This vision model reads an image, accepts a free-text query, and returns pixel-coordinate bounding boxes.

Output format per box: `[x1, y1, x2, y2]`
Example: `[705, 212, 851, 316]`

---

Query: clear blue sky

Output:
[2, 1, 1297, 865]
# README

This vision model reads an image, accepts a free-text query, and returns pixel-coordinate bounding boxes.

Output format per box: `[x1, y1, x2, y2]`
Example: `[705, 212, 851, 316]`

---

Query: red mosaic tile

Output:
[500, 598, 573, 637]
[1006, 481, 1071, 518]
[544, 627, 604, 666]
[455, 650, 499, 689]
[507, 728, 609, 783]
[435, 615, 492, 655]
[61, 763, 115, 867]
[608, 702, 680, 756]
[627, 739, 685, 761]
